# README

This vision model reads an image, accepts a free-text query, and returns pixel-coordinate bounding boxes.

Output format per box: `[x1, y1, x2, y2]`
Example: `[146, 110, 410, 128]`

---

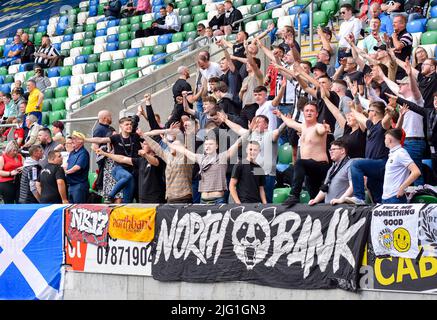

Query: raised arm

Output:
[317, 26, 334, 55]
[84, 136, 111, 144]
[271, 77, 286, 107]
[255, 38, 280, 64]
[142, 134, 167, 162]
[182, 91, 195, 116]
[219, 41, 237, 73]
[388, 49, 419, 79]
[166, 140, 197, 163]
[321, 88, 346, 128]
[218, 111, 249, 136]
[273, 109, 302, 132]
[95, 148, 133, 166]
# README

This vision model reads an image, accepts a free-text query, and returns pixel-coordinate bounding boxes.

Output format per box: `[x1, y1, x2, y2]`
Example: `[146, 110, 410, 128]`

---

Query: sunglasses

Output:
[340, 11, 347, 14]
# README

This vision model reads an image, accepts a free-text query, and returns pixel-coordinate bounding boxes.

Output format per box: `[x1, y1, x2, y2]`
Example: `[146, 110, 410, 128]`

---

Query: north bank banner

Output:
[0, 0, 83, 38]
[152, 204, 371, 292]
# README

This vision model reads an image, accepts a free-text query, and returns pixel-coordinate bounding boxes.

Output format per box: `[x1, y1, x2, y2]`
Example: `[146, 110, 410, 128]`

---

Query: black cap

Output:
[373, 44, 387, 51]
[311, 62, 327, 73]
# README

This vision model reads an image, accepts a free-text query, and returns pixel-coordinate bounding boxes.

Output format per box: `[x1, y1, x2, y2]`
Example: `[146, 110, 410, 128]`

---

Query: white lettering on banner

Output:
[155, 207, 367, 278]
[70, 208, 109, 236]
[0, 204, 66, 299]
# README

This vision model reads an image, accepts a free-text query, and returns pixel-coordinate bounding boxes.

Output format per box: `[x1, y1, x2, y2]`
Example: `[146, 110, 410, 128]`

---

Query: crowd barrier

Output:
[0, 203, 436, 299]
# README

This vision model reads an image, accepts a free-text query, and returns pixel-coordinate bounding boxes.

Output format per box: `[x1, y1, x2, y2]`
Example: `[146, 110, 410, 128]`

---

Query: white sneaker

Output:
[344, 196, 366, 205]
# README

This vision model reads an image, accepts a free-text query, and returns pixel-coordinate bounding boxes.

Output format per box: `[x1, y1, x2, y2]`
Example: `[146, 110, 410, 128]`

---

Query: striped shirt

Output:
[195, 153, 228, 193]
[144, 136, 193, 200]
[34, 45, 60, 68]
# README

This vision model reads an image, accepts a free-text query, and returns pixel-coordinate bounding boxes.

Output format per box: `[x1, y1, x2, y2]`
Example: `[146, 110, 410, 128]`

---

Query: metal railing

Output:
[60, 116, 98, 136]
[68, 35, 210, 112]
[297, 0, 315, 52]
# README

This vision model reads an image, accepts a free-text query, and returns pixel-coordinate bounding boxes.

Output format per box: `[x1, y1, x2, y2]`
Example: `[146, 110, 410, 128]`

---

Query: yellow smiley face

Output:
[393, 228, 411, 253]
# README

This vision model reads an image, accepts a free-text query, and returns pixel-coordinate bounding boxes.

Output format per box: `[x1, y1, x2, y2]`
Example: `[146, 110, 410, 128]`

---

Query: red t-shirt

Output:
[3, 127, 25, 146]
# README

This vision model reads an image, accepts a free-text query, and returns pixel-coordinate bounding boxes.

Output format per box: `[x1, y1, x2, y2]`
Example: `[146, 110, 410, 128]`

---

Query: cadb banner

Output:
[152, 204, 371, 291]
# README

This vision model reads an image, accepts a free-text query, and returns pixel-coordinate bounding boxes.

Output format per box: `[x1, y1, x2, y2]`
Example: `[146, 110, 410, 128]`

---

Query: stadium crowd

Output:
[0, 0, 435, 206]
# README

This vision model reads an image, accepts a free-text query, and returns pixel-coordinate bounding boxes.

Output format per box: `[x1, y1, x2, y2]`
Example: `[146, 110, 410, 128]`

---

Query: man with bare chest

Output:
[274, 103, 330, 207]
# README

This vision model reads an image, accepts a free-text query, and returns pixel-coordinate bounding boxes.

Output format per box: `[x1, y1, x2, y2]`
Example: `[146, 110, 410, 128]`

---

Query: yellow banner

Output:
[109, 207, 156, 242]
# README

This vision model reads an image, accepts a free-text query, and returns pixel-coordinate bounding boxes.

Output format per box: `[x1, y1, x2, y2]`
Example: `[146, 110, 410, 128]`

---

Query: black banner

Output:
[152, 204, 371, 292]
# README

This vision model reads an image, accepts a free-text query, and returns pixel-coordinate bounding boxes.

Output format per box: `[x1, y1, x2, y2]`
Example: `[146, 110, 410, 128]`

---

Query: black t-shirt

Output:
[231, 161, 265, 203]
[233, 42, 245, 73]
[418, 72, 437, 109]
[317, 90, 340, 133]
[342, 125, 367, 159]
[132, 156, 166, 203]
[365, 120, 389, 159]
[172, 79, 192, 104]
[38, 163, 66, 204]
[110, 133, 143, 171]
[240, 103, 258, 128]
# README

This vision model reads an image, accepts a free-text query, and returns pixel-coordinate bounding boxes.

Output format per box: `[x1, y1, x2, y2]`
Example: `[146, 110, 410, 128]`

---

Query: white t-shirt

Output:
[338, 17, 362, 48]
[249, 130, 278, 176]
[382, 145, 414, 199]
[402, 96, 425, 138]
[199, 62, 223, 92]
[255, 100, 277, 131]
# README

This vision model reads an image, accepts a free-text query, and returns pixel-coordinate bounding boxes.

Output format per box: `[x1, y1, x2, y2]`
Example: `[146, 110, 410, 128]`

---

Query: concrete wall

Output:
[63, 271, 437, 300]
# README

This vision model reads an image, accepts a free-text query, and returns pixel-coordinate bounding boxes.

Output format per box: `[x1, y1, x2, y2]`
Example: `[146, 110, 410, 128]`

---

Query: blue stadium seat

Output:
[265, 1, 280, 10]
[157, 34, 172, 45]
[56, 24, 66, 36]
[154, 12, 161, 19]
[5, 37, 13, 45]
[63, 34, 74, 42]
[39, 20, 48, 26]
[107, 19, 120, 28]
[82, 83, 96, 95]
[106, 42, 119, 51]
[75, 55, 88, 64]
[126, 48, 139, 58]
[53, 43, 61, 51]
[0, 76, 4, 84]
[89, 6, 98, 16]
[107, 34, 119, 43]
[58, 76, 71, 87]
[289, 5, 304, 15]
[294, 12, 309, 31]
[431, 5, 437, 18]
[90, 0, 99, 5]
[152, 5, 162, 13]
[152, 0, 164, 5]
[120, 0, 128, 5]
[0, 83, 12, 93]
[152, 53, 166, 65]
[19, 63, 33, 72]
[407, 19, 426, 33]
[3, 44, 12, 57]
[96, 29, 107, 37]
[37, 25, 47, 33]
[47, 67, 61, 78]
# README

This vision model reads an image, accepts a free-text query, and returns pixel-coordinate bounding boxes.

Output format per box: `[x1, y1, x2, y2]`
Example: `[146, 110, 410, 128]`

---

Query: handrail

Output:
[121, 29, 267, 113]
[68, 35, 210, 112]
[0, 124, 19, 128]
[297, 0, 315, 52]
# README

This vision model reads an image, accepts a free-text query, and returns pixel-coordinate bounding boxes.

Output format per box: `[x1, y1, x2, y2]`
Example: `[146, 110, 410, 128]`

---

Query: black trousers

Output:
[0, 180, 18, 203]
[137, 27, 177, 38]
[291, 159, 330, 199]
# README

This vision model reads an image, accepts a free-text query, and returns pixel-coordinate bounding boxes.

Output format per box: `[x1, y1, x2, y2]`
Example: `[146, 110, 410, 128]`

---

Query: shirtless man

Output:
[274, 102, 330, 207]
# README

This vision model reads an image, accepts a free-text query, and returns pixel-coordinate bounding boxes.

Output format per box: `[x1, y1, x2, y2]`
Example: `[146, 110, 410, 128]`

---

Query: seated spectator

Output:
[0, 35, 23, 67]
[22, 114, 42, 151]
[34, 35, 60, 68]
[1, 93, 12, 119]
[17, 33, 35, 66]
[103, 0, 122, 20]
[308, 139, 353, 205]
[0, 141, 23, 203]
[230, 140, 267, 204]
[18, 145, 43, 204]
[3, 89, 23, 120]
[11, 80, 24, 95]
[194, 24, 213, 48]
[37, 150, 69, 204]
[135, 6, 166, 38]
[382, 128, 421, 203]
[143, 3, 180, 36]
[24, 79, 44, 125]
[0, 92, 5, 118]
[209, 4, 226, 34]
[222, 0, 243, 35]
[121, 0, 137, 18]
[136, 0, 151, 15]
[65, 131, 90, 204]
[29, 64, 51, 92]
[52, 120, 66, 145]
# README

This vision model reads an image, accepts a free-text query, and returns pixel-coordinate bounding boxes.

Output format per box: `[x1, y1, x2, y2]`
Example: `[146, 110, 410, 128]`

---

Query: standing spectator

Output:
[22, 115, 42, 150]
[412, 47, 428, 71]
[0, 141, 23, 203]
[333, 57, 364, 95]
[172, 66, 192, 104]
[103, 0, 122, 20]
[29, 65, 51, 92]
[0, 35, 23, 67]
[222, 0, 243, 35]
[52, 120, 65, 145]
[345, 101, 393, 204]
[197, 52, 224, 93]
[382, 128, 421, 203]
[18, 145, 43, 204]
[390, 14, 413, 80]
[18, 33, 35, 66]
[360, 17, 385, 54]
[230, 140, 267, 204]
[337, 4, 362, 51]
[37, 150, 68, 204]
[144, 3, 180, 36]
[37, 127, 60, 167]
[24, 80, 44, 125]
[308, 139, 353, 205]
[275, 103, 331, 207]
[65, 131, 90, 204]
[254, 84, 286, 131]
[213, 81, 241, 116]
[34, 35, 60, 68]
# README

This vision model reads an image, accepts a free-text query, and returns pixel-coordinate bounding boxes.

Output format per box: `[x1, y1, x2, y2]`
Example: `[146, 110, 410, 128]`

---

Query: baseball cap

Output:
[71, 131, 86, 140]
[396, 76, 410, 85]
[373, 44, 387, 51]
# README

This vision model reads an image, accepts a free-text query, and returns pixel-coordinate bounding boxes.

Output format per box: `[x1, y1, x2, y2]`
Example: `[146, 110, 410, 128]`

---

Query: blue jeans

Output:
[196, 98, 203, 113]
[350, 158, 386, 203]
[265, 175, 276, 203]
[404, 139, 426, 186]
[200, 196, 226, 204]
[68, 182, 89, 204]
[192, 177, 201, 204]
[382, 195, 407, 204]
[110, 165, 134, 203]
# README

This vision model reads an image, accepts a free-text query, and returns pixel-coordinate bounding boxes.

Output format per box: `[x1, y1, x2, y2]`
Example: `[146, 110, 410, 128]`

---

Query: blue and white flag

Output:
[0, 204, 67, 300]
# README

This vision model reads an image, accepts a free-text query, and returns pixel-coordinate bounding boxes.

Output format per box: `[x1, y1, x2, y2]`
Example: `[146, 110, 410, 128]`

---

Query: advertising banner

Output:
[418, 204, 437, 257]
[152, 204, 371, 292]
[109, 206, 156, 243]
[0, 204, 67, 300]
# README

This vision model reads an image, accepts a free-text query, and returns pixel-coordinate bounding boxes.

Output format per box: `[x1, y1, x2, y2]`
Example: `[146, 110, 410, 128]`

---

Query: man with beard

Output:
[33, 35, 60, 68]
[37, 127, 60, 168]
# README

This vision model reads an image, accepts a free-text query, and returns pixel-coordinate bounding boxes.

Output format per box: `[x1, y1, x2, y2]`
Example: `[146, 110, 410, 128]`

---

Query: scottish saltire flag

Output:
[0, 204, 67, 300]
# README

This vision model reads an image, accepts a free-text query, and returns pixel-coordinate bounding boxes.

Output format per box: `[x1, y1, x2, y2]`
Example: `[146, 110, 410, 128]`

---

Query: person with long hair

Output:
[0, 141, 23, 203]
